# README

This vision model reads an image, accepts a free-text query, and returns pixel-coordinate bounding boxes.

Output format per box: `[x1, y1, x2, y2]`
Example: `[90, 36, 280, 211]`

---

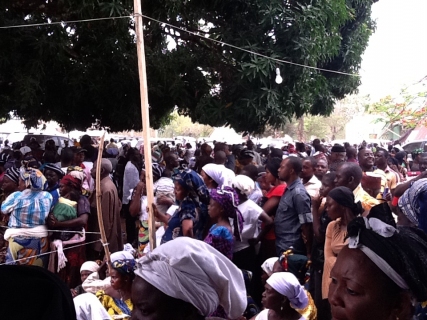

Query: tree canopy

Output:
[367, 80, 427, 130]
[0, 0, 376, 133]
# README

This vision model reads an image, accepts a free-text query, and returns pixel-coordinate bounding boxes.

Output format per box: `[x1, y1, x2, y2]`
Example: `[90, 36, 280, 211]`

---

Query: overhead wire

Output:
[0, 13, 359, 77]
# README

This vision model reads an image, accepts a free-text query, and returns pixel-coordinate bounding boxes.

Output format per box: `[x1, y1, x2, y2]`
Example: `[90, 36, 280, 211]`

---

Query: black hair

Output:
[387, 157, 399, 166]
[241, 164, 258, 181]
[322, 171, 336, 184]
[346, 217, 427, 302]
[60, 148, 74, 163]
[394, 151, 407, 165]
[295, 142, 306, 153]
[376, 148, 389, 159]
[213, 142, 227, 153]
[266, 157, 282, 179]
[304, 156, 317, 168]
[286, 156, 303, 174]
[270, 148, 283, 158]
[164, 152, 178, 165]
[43, 151, 57, 164]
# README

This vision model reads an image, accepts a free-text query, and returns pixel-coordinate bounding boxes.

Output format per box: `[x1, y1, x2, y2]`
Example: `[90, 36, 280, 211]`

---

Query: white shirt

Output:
[303, 175, 321, 200]
[235, 199, 263, 252]
[122, 161, 139, 204]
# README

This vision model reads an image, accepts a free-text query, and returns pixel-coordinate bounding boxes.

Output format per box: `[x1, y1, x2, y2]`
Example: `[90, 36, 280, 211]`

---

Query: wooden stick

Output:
[134, 0, 157, 250]
[95, 132, 112, 268]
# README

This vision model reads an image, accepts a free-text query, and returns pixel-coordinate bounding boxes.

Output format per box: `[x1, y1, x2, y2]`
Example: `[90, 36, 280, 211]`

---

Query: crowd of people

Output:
[0, 134, 427, 320]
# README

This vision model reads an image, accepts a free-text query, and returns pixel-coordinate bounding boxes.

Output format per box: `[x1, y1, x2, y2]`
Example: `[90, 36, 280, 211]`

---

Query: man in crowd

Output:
[301, 157, 321, 201]
[276, 157, 313, 257]
[358, 148, 387, 199]
[374, 148, 398, 195]
[329, 144, 346, 171]
[334, 162, 380, 215]
[88, 159, 123, 260]
[246, 140, 262, 165]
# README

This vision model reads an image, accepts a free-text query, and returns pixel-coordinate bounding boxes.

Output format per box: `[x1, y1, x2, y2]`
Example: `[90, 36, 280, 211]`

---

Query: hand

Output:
[97, 260, 108, 280]
[136, 181, 146, 193]
[46, 213, 58, 228]
[147, 203, 160, 219]
[70, 289, 77, 298]
[157, 195, 173, 206]
[311, 196, 322, 213]
[384, 192, 392, 202]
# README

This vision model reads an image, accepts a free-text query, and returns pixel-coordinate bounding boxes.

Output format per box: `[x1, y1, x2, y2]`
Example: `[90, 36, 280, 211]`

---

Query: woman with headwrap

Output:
[232, 174, 274, 273]
[329, 209, 427, 320]
[43, 163, 65, 206]
[131, 237, 247, 320]
[1, 166, 52, 266]
[252, 272, 309, 320]
[154, 167, 209, 243]
[322, 186, 364, 299]
[201, 163, 235, 189]
[71, 261, 100, 297]
[204, 186, 242, 260]
[398, 178, 427, 234]
[96, 255, 136, 318]
[46, 169, 91, 287]
[205, 184, 239, 260]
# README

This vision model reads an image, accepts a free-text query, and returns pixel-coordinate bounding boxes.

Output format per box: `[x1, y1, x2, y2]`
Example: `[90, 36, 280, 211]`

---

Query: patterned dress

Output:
[204, 224, 234, 260]
[204, 224, 234, 319]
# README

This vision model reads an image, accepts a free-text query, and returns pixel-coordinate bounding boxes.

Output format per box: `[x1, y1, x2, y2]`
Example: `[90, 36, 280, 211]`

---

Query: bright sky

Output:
[359, 0, 427, 100]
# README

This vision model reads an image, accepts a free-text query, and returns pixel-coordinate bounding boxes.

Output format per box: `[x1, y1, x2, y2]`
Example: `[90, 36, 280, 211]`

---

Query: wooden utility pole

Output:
[133, 0, 156, 250]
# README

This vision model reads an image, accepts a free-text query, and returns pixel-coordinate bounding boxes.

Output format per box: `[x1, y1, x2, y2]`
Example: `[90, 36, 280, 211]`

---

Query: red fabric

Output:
[60, 175, 81, 190]
[392, 196, 399, 207]
[266, 184, 287, 198]
[263, 184, 287, 241]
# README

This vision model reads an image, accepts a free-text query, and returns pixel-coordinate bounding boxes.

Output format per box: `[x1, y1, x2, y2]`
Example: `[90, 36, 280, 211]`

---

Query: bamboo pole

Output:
[95, 133, 112, 268]
[133, 0, 157, 250]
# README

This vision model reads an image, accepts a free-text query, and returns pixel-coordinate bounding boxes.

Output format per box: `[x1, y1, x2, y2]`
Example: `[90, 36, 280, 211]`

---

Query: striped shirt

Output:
[1, 189, 53, 228]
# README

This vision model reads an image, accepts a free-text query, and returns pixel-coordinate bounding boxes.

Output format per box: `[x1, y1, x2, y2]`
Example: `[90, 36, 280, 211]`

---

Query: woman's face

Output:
[208, 198, 223, 221]
[110, 269, 125, 291]
[261, 283, 284, 310]
[59, 183, 72, 197]
[326, 196, 342, 221]
[265, 168, 276, 185]
[200, 170, 213, 187]
[2, 176, 18, 193]
[131, 277, 195, 320]
[80, 270, 93, 283]
[44, 169, 59, 187]
[329, 246, 400, 320]
[174, 181, 188, 201]
[320, 178, 334, 198]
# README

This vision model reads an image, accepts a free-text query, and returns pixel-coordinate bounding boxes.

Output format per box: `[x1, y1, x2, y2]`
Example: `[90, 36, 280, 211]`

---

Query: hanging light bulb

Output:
[275, 67, 283, 84]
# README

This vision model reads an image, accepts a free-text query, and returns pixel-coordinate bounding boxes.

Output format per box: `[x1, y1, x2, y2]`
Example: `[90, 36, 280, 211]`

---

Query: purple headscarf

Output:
[210, 186, 244, 241]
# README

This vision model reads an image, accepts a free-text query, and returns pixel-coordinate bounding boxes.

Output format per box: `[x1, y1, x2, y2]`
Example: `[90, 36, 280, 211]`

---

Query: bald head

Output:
[214, 151, 227, 165]
[100, 159, 113, 174]
[335, 162, 363, 191]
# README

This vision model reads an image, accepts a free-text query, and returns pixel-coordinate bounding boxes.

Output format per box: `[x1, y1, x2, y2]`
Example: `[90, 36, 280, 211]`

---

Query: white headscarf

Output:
[267, 272, 308, 310]
[261, 257, 278, 276]
[202, 163, 227, 187]
[135, 237, 247, 318]
[233, 174, 255, 196]
[110, 250, 134, 263]
[80, 261, 99, 274]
